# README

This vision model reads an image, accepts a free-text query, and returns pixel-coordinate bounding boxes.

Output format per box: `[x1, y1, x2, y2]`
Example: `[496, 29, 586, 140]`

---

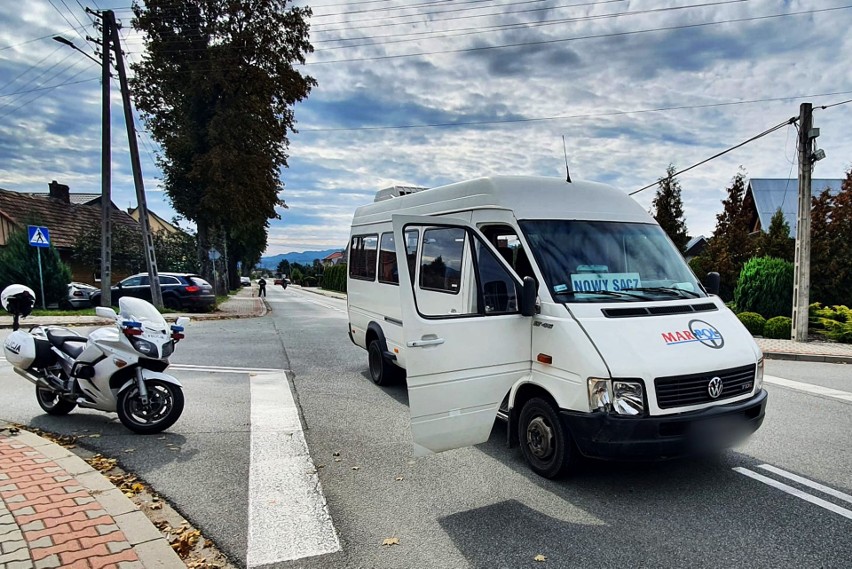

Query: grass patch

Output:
[30, 308, 98, 317]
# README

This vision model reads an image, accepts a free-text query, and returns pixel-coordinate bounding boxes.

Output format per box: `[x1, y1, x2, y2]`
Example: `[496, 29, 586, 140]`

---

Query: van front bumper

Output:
[560, 389, 767, 460]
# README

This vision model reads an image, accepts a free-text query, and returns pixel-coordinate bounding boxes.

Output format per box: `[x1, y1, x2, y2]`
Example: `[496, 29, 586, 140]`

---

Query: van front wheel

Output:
[518, 397, 573, 479]
[368, 340, 394, 386]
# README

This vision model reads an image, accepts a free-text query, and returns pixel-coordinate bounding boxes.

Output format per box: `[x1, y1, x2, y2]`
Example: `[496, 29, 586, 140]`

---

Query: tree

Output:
[757, 208, 794, 262]
[277, 259, 291, 277]
[809, 188, 835, 305]
[154, 230, 199, 273]
[698, 170, 755, 300]
[72, 224, 146, 276]
[822, 169, 852, 306]
[0, 230, 71, 306]
[651, 165, 689, 252]
[130, 0, 316, 291]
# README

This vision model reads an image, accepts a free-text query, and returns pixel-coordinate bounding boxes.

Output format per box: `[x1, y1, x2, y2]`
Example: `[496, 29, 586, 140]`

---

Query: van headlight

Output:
[755, 357, 764, 391]
[612, 380, 645, 416]
[587, 378, 612, 412]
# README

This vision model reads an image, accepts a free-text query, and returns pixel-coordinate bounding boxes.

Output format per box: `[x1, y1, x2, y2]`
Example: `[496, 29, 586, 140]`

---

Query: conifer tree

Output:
[757, 208, 794, 262]
[651, 164, 690, 252]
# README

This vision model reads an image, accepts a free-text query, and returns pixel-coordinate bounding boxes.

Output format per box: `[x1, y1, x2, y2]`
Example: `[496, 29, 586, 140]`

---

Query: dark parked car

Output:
[90, 273, 215, 312]
[61, 282, 98, 310]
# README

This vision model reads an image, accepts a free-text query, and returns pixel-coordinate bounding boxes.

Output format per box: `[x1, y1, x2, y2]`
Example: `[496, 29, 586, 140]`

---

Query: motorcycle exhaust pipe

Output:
[14, 367, 55, 390]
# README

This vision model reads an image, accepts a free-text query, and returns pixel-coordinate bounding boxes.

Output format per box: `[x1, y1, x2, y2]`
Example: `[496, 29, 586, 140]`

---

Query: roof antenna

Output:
[562, 135, 572, 183]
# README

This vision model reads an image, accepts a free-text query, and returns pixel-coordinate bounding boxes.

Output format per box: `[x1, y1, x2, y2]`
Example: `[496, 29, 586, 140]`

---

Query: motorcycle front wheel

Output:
[117, 379, 184, 434]
[35, 386, 77, 415]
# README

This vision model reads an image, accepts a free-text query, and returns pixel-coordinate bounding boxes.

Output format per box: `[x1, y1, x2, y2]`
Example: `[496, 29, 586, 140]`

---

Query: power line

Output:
[0, 51, 78, 104]
[0, 76, 98, 99]
[0, 27, 84, 51]
[312, 0, 748, 50]
[629, 117, 797, 196]
[306, 5, 852, 64]
[46, 0, 90, 46]
[816, 98, 852, 111]
[0, 63, 96, 121]
[0, 45, 63, 94]
[298, 89, 852, 133]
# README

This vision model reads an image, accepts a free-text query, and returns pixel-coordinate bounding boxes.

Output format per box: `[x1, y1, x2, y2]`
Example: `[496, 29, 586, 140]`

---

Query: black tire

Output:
[35, 387, 77, 415]
[368, 339, 399, 386]
[116, 379, 184, 434]
[163, 296, 182, 310]
[518, 397, 573, 479]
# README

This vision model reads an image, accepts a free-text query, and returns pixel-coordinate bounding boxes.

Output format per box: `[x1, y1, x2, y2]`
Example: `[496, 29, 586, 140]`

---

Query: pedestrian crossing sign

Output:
[27, 225, 50, 248]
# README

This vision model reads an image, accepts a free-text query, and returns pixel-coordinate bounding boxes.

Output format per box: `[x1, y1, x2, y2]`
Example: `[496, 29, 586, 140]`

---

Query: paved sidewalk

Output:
[0, 428, 182, 569]
[0, 285, 266, 330]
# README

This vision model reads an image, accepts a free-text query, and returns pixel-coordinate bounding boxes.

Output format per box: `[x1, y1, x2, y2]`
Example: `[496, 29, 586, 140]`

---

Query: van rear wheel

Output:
[368, 339, 396, 386]
[518, 397, 573, 479]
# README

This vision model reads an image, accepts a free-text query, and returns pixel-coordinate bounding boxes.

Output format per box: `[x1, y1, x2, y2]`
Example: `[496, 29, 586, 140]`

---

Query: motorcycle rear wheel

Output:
[35, 386, 77, 415]
[117, 379, 184, 434]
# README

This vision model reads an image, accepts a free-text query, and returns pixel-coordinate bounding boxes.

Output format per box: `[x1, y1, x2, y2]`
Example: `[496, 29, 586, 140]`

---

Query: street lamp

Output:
[52, 36, 101, 67]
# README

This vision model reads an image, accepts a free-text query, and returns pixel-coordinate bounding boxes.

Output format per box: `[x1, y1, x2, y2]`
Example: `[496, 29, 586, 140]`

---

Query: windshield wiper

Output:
[554, 289, 645, 301]
[622, 286, 701, 298]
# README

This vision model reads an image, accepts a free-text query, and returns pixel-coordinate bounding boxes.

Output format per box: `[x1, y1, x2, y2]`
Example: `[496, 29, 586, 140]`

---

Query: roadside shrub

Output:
[809, 303, 852, 343]
[763, 316, 792, 339]
[303, 276, 317, 287]
[737, 312, 766, 336]
[0, 229, 71, 306]
[322, 264, 347, 293]
[733, 256, 793, 318]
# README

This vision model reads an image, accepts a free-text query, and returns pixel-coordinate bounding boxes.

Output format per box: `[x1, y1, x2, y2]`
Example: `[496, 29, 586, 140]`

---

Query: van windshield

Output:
[519, 220, 705, 302]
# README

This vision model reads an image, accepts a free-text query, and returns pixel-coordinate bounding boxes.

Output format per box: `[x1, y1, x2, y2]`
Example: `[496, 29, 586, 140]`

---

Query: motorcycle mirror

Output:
[175, 316, 190, 328]
[95, 306, 117, 319]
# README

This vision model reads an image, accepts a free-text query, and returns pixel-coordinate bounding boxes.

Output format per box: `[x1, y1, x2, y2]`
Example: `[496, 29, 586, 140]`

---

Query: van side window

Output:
[405, 229, 419, 281]
[420, 228, 464, 294]
[378, 233, 397, 284]
[476, 240, 519, 314]
[349, 234, 378, 281]
[480, 224, 536, 285]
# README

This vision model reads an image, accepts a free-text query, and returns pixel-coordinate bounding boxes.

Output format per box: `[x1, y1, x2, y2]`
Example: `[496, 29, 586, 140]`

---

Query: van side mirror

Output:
[520, 277, 537, 317]
[704, 272, 720, 296]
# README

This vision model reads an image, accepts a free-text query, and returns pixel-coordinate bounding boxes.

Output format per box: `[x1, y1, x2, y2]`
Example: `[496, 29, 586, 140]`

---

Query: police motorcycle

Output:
[2, 284, 188, 434]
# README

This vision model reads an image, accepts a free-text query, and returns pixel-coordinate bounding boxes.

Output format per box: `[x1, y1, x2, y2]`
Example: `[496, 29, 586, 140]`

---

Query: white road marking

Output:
[764, 375, 852, 403]
[733, 467, 852, 521]
[756, 464, 852, 506]
[170, 363, 289, 374]
[247, 372, 340, 567]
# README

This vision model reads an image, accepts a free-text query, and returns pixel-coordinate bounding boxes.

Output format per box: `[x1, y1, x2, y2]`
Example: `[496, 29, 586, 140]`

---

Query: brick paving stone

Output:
[33, 554, 61, 569]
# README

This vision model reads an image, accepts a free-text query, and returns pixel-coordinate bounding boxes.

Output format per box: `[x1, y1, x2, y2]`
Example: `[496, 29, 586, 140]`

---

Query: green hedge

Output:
[322, 264, 347, 293]
[764, 316, 792, 339]
[810, 303, 852, 343]
[737, 312, 766, 336]
[733, 256, 793, 318]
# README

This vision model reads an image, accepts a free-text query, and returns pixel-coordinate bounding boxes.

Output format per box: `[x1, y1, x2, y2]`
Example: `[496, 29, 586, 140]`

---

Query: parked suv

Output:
[90, 273, 215, 312]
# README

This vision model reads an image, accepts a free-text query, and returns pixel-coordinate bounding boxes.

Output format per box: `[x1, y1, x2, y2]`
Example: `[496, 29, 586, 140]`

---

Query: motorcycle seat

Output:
[45, 330, 88, 358]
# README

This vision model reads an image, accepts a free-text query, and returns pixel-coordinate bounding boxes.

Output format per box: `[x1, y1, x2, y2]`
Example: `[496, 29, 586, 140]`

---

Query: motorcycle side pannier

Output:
[2, 330, 55, 369]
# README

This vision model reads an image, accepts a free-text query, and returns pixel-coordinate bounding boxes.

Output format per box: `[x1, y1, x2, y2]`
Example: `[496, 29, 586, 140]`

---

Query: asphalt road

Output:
[1, 285, 851, 568]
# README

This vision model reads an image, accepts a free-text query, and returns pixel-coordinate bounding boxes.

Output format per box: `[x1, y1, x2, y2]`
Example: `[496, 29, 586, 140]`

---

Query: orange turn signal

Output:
[537, 353, 552, 365]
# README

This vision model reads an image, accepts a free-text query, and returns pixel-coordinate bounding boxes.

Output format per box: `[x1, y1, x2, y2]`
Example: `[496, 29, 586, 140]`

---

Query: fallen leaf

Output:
[332, 451, 341, 457]
[395, 476, 404, 481]
[124, 448, 135, 453]
[334, 458, 342, 462]
[382, 537, 400, 546]
[316, 464, 325, 469]
[89, 434, 101, 438]
[149, 502, 163, 510]
[534, 554, 547, 562]
[351, 466, 360, 471]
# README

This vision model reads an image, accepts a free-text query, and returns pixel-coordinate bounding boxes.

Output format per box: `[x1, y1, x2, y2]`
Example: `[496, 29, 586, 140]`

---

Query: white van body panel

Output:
[347, 176, 765, 460]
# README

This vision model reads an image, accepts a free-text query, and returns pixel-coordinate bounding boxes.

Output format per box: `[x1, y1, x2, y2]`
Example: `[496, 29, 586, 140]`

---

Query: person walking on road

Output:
[258, 277, 267, 297]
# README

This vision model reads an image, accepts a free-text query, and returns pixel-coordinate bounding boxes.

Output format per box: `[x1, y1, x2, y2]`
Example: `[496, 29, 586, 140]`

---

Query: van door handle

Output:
[407, 337, 445, 348]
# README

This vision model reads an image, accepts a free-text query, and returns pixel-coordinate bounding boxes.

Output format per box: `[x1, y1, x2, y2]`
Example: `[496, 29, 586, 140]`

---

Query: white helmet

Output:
[1, 284, 36, 317]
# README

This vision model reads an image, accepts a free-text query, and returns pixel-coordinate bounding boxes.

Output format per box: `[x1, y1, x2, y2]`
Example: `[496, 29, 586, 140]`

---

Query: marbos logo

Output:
[661, 319, 724, 349]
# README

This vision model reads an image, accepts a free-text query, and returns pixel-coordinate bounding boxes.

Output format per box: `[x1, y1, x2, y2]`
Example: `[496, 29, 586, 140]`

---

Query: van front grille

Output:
[654, 364, 756, 409]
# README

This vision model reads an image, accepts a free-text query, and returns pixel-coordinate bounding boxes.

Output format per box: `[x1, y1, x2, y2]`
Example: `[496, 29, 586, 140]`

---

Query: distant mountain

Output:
[258, 249, 340, 269]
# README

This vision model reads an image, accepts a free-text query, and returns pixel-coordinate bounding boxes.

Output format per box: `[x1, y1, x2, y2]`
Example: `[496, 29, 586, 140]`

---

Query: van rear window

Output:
[349, 234, 378, 281]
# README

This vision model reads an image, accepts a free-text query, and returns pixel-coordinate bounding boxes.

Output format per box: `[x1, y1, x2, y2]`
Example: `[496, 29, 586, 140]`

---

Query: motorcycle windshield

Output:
[118, 297, 167, 330]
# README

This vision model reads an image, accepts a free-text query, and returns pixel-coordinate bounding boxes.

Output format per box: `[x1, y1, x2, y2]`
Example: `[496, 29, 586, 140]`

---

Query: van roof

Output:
[352, 176, 654, 226]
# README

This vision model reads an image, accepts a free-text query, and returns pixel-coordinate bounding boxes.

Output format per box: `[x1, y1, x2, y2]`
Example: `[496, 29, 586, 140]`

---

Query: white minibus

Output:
[346, 176, 766, 478]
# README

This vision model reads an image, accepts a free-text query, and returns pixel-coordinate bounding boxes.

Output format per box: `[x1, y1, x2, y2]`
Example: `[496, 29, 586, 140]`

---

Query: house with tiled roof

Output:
[127, 206, 180, 235]
[322, 250, 345, 266]
[0, 181, 141, 282]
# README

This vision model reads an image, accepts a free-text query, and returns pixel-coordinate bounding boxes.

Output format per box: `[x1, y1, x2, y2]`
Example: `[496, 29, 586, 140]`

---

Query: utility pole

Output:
[109, 14, 163, 309]
[99, 12, 112, 307]
[791, 103, 814, 342]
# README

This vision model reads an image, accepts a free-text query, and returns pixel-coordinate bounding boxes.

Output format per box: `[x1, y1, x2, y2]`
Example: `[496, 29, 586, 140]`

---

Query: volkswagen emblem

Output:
[707, 376, 723, 399]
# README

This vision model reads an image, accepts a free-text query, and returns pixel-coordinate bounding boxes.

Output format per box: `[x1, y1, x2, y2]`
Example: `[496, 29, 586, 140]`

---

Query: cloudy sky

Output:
[1, 0, 851, 256]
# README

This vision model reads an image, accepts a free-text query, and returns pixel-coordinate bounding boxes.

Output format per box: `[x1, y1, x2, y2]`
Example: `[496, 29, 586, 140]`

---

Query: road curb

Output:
[0, 427, 185, 568]
[763, 352, 852, 364]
